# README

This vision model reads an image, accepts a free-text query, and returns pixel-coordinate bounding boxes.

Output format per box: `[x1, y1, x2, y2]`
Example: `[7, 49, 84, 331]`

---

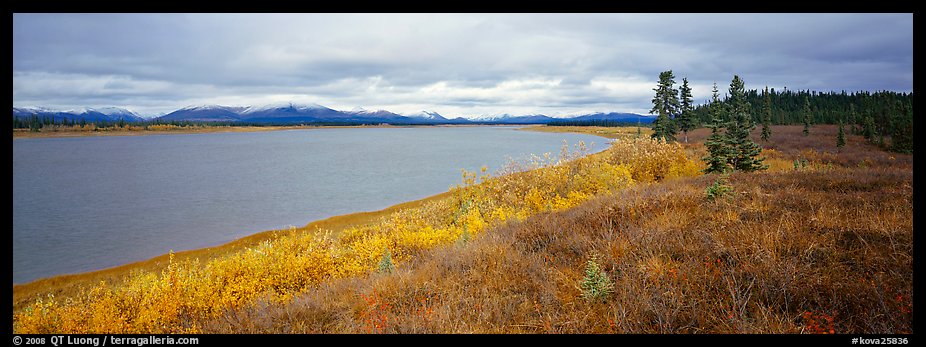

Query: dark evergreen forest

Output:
[690, 89, 913, 141]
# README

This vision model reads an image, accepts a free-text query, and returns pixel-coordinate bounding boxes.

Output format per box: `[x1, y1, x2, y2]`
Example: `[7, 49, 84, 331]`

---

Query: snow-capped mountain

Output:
[152, 102, 354, 124]
[176, 105, 247, 112]
[15, 103, 649, 125]
[403, 111, 474, 124]
[12, 106, 56, 116]
[405, 110, 447, 121]
[240, 102, 331, 115]
[467, 113, 557, 124]
[465, 112, 654, 124]
[345, 107, 407, 120]
[159, 105, 245, 122]
[561, 112, 655, 123]
[236, 102, 347, 122]
[12, 106, 145, 122]
[468, 113, 515, 122]
[85, 107, 141, 118]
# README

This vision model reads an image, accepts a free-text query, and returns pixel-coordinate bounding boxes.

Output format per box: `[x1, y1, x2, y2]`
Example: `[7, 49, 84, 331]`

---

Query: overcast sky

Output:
[12, 13, 913, 118]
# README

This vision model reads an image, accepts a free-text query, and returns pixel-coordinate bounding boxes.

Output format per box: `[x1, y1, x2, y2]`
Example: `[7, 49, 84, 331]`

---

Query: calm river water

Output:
[13, 126, 606, 283]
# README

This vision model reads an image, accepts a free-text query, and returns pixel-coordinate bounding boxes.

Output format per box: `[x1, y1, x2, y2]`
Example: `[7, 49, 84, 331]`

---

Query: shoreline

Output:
[13, 190, 453, 308]
[13, 125, 317, 139]
[11, 124, 523, 139]
[13, 125, 616, 309]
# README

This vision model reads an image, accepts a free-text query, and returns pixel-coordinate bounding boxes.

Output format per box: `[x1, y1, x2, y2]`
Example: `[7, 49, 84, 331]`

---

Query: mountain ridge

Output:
[13, 104, 654, 125]
[12, 107, 145, 123]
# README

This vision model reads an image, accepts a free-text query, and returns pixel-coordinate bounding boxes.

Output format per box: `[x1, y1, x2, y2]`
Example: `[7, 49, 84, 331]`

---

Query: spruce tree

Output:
[579, 255, 614, 302]
[702, 82, 731, 174]
[862, 115, 875, 141]
[29, 114, 40, 132]
[836, 119, 846, 148]
[890, 106, 913, 154]
[849, 103, 858, 135]
[650, 70, 679, 142]
[802, 97, 812, 136]
[761, 86, 772, 142]
[725, 75, 767, 172]
[677, 77, 696, 143]
[376, 249, 396, 274]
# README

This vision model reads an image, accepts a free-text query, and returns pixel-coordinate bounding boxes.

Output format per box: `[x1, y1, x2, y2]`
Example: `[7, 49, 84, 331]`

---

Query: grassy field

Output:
[12, 125, 912, 334]
[195, 125, 911, 334]
[519, 124, 653, 139]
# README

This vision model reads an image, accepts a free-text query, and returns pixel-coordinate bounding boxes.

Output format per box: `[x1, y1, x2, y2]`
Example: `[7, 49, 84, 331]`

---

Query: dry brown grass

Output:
[520, 125, 651, 140]
[199, 126, 913, 334]
[685, 124, 910, 170]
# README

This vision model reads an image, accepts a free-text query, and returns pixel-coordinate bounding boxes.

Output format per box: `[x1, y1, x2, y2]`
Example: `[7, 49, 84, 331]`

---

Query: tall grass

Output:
[13, 137, 700, 333]
[202, 159, 911, 334]
[198, 126, 911, 334]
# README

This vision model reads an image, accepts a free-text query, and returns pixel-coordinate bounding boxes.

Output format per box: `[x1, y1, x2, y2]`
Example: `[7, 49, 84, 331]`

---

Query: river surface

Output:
[12, 126, 607, 284]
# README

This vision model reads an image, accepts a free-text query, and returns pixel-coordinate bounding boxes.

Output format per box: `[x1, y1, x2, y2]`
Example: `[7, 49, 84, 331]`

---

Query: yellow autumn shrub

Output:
[13, 137, 700, 333]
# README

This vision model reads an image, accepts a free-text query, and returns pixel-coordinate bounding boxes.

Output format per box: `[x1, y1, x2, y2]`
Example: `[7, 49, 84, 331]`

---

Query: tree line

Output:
[691, 87, 913, 153]
[547, 120, 644, 127]
[690, 88, 912, 127]
[11, 115, 121, 132]
[12, 115, 185, 132]
[649, 70, 913, 154]
[11, 116, 353, 131]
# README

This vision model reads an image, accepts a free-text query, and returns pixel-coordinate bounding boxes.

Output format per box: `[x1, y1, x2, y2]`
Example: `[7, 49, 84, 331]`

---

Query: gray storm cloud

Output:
[12, 13, 913, 118]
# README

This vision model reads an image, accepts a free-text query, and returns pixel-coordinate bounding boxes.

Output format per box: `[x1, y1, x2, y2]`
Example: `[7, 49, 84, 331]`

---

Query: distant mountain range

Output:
[12, 106, 146, 123]
[12, 103, 654, 125]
